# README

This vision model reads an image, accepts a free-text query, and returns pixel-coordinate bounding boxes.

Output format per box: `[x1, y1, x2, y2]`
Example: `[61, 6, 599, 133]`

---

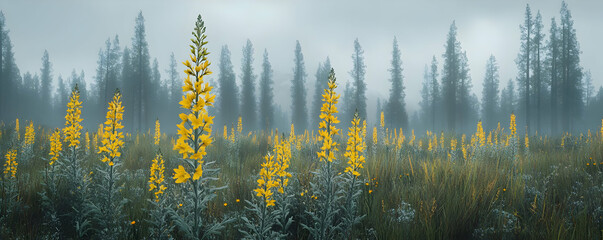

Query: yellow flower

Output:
[380, 111, 384, 129]
[173, 165, 190, 184]
[49, 129, 62, 166]
[63, 86, 83, 148]
[344, 112, 365, 177]
[24, 121, 35, 146]
[510, 113, 517, 138]
[173, 15, 215, 183]
[3, 149, 18, 178]
[372, 127, 378, 145]
[236, 199, 240, 203]
[274, 138, 292, 194]
[131, 221, 136, 225]
[98, 90, 125, 166]
[316, 69, 340, 162]
[476, 121, 485, 147]
[149, 153, 167, 201]
[14, 118, 20, 141]
[193, 163, 203, 180]
[223, 203, 228, 207]
[154, 119, 161, 145]
[524, 133, 529, 149]
[254, 153, 278, 207]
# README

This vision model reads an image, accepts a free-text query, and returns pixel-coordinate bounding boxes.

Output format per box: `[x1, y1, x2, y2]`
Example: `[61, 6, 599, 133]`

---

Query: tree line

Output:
[1, 2, 601, 136]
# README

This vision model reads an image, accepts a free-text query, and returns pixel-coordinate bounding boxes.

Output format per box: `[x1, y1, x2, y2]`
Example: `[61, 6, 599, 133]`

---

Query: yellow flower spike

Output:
[14, 118, 20, 141]
[24, 121, 36, 147]
[149, 153, 166, 201]
[173, 15, 215, 184]
[99, 90, 125, 166]
[344, 112, 365, 178]
[510, 113, 517, 138]
[63, 85, 83, 148]
[48, 129, 63, 166]
[317, 69, 340, 162]
[154, 119, 161, 145]
[3, 149, 18, 178]
[255, 153, 278, 207]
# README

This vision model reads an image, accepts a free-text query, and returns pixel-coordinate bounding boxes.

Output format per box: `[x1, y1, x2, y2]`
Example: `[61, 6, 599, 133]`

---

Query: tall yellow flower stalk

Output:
[600, 118, 602, 144]
[49, 129, 62, 166]
[344, 112, 365, 177]
[510, 113, 517, 138]
[64, 86, 83, 149]
[476, 121, 485, 147]
[380, 111, 384, 129]
[524, 133, 529, 149]
[372, 127, 378, 145]
[255, 153, 279, 207]
[172, 14, 215, 184]
[3, 149, 17, 178]
[98, 90, 125, 166]
[24, 121, 35, 146]
[154, 119, 161, 145]
[15, 118, 20, 141]
[274, 138, 292, 194]
[317, 69, 340, 162]
[85, 132, 90, 153]
[149, 153, 166, 201]
[149, 119, 166, 201]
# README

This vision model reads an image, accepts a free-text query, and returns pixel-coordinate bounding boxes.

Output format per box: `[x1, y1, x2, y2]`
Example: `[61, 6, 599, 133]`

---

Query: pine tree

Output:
[546, 17, 561, 134]
[167, 52, 181, 132]
[386, 37, 407, 130]
[429, 56, 440, 131]
[481, 55, 500, 131]
[350, 38, 367, 120]
[516, 4, 533, 134]
[40, 50, 53, 118]
[95, 36, 121, 112]
[290, 40, 308, 132]
[420, 65, 430, 128]
[500, 79, 516, 118]
[259, 49, 275, 131]
[532, 11, 545, 134]
[240, 39, 257, 131]
[559, 1, 583, 133]
[130, 11, 152, 132]
[218, 45, 239, 128]
[441, 21, 462, 131]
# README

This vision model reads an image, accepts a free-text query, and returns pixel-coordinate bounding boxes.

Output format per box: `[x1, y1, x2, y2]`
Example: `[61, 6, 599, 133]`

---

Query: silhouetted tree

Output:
[481, 55, 500, 130]
[240, 39, 257, 131]
[290, 40, 308, 132]
[516, 4, 533, 133]
[218, 45, 239, 128]
[350, 38, 367, 121]
[259, 49, 275, 131]
[385, 37, 407, 130]
[311, 57, 331, 129]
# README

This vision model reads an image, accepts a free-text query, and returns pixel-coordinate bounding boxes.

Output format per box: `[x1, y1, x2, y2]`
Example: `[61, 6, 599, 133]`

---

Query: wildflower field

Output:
[1, 15, 603, 240]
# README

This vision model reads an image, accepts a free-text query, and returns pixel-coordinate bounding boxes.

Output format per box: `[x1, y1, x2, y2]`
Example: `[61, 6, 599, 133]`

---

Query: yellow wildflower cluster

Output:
[98, 91, 125, 166]
[3, 149, 17, 178]
[237, 116, 242, 134]
[524, 133, 529, 149]
[173, 15, 215, 184]
[274, 138, 292, 194]
[317, 69, 340, 162]
[63, 86, 83, 148]
[149, 153, 167, 201]
[476, 121, 485, 147]
[154, 119, 161, 145]
[461, 134, 467, 160]
[600, 118, 602, 144]
[85, 132, 90, 153]
[450, 137, 457, 151]
[380, 111, 384, 129]
[344, 113, 365, 177]
[24, 121, 35, 146]
[510, 113, 517, 138]
[15, 118, 20, 141]
[372, 127, 378, 145]
[49, 129, 62, 166]
[255, 153, 279, 207]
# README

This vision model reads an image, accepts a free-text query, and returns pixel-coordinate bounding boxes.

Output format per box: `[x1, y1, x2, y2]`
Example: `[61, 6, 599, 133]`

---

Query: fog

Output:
[1, 0, 602, 129]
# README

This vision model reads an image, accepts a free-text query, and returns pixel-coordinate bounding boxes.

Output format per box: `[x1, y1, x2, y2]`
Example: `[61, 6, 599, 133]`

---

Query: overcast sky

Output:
[2, 0, 602, 124]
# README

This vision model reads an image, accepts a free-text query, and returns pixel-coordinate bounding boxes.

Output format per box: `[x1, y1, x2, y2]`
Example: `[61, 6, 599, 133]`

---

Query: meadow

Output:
[1, 15, 602, 240]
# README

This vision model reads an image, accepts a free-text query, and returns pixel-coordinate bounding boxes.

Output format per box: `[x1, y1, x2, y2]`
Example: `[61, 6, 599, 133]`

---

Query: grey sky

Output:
[2, 0, 602, 124]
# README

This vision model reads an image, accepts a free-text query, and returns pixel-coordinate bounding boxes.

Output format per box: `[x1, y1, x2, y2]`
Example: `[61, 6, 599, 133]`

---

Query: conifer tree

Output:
[240, 39, 257, 131]
[291, 40, 308, 131]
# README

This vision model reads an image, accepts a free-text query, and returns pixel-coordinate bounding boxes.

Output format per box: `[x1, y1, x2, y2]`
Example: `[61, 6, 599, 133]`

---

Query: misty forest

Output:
[0, 1, 602, 239]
